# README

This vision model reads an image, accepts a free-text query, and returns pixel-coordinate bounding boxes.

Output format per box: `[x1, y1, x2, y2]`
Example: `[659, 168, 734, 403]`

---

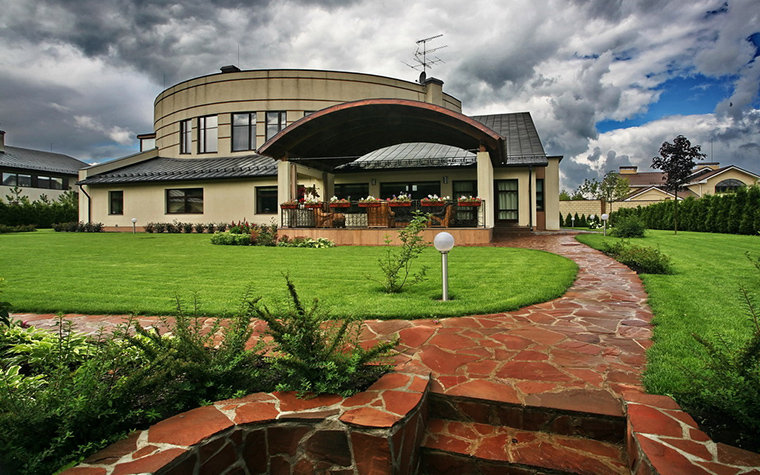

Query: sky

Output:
[0, 0, 758, 191]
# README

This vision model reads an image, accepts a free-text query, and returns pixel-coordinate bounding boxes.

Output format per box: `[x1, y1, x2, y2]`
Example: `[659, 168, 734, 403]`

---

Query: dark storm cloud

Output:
[2, 0, 278, 82]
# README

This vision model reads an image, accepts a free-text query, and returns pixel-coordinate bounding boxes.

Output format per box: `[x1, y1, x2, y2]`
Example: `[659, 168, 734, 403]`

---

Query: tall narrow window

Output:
[198, 115, 218, 153]
[232, 112, 256, 151]
[180, 119, 192, 154]
[166, 188, 203, 214]
[266, 111, 286, 141]
[495, 179, 519, 221]
[536, 179, 545, 211]
[109, 190, 124, 215]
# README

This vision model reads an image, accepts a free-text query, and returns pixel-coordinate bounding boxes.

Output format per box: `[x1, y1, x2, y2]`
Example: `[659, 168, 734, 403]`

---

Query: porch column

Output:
[323, 172, 335, 200]
[477, 147, 494, 228]
[277, 158, 295, 226]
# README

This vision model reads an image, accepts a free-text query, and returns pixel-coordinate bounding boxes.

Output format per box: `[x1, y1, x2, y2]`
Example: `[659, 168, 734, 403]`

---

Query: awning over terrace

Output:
[257, 99, 506, 171]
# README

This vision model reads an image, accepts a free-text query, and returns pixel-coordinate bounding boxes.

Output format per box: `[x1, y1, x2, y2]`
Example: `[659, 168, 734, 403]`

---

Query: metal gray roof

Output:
[0, 146, 88, 175]
[471, 112, 548, 166]
[336, 142, 475, 171]
[79, 155, 277, 185]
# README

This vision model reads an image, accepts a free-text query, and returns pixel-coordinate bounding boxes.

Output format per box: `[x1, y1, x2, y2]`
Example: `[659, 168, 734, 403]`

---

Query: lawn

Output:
[0, 230, 578, 320]
[576, 230, 760, 448]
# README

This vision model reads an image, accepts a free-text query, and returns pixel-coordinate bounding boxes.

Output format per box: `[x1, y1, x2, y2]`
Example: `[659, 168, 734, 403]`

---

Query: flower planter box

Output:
[280, 204, 298, 209]
[388, 202, 412, 207]
[304, 203, 322, 209]
[329, 203, 351, 208]
[457, 201, 481, 207]
[421, 202, 445, 207]
[358, 202, 382, 208]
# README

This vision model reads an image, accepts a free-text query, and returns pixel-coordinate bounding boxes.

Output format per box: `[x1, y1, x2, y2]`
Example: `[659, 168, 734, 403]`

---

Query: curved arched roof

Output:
[258, 99, 505, 170]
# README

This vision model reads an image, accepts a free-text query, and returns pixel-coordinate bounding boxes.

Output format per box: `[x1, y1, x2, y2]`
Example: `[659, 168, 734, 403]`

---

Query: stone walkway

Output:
[15, 233, 760, 474]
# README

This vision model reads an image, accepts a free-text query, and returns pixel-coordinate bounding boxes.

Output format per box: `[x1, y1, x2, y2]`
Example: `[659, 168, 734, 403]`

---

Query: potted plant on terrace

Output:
[329, 196, 351, 208]
[359, 196, 382, 207]
[457, 196, 482, 207]
[420, 194, 448, 206]
[387, 193, 412, 207]
[301, 185, 322, 208]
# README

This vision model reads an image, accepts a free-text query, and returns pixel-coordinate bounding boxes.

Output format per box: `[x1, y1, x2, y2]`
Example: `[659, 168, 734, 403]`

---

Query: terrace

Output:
[279, 198, 493, 246]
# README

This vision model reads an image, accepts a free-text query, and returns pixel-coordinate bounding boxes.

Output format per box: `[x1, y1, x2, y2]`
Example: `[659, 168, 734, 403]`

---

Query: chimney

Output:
[220, 65, 241, 74]
[619, 165, 638, 174]
[423, 77, 444, 106]
[0, 130, 5, 153]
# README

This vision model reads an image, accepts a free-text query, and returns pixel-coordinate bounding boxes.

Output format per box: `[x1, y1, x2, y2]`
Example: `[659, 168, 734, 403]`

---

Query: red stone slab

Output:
[148, 405, 233, 446]
[445, 379, 521, 404]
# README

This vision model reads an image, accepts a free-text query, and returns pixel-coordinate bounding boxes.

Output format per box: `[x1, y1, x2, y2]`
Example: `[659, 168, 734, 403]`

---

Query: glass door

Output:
[495, 179, 518, 222]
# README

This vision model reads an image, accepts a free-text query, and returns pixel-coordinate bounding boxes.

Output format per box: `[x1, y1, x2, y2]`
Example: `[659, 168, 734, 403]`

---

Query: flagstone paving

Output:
[15, 233, 760, 474]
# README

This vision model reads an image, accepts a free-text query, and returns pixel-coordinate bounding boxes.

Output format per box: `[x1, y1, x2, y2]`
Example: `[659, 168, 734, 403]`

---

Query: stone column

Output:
[476, 147, 494, 228]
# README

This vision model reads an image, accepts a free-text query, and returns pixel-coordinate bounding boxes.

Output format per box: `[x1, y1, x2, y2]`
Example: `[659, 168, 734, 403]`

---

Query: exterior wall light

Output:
[434, 232, 455, 301]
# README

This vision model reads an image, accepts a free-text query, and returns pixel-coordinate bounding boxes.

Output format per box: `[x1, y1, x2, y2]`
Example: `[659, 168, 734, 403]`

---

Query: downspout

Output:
[528, 166, 533, 231]
[78, 183, 91, 224]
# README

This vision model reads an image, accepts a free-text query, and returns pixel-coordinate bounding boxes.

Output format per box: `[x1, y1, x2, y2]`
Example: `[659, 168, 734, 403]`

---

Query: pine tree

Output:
[739, 185, 760, 235]
[727, 187, 747, 234]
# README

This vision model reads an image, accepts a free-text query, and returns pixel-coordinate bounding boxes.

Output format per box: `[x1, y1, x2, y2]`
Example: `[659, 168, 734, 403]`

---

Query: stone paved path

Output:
[360, 233, 652, 416]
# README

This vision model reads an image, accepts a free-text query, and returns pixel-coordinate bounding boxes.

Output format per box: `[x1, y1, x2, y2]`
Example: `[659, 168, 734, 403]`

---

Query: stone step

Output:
[429, 393, 627, 444]
[421, 418, 629, 475]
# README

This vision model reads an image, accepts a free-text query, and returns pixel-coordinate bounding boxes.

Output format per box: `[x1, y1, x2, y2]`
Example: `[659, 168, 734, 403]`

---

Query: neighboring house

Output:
[0, 130, 88, 202]
[618, 163, 760, 203]
[77, 67, 562, 242]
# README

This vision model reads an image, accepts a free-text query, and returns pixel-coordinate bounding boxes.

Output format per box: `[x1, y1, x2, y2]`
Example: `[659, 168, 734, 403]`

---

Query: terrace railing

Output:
[280, 200, 486, 229]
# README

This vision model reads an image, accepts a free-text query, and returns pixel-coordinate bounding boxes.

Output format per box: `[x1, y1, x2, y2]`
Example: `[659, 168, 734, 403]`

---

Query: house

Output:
[0, 131, 87, 202]
[77, 68, 562, 243]
[619, 163, 760, 203]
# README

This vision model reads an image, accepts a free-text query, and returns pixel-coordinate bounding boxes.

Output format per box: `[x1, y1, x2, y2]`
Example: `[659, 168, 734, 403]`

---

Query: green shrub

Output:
[610, 217, 646, 238]
[0, 224, 36, 234]
[210, 231, 253, 245]
[600, 240, 673, 274]
[52, 222, 103, 232]
[253, 276, 395, 396]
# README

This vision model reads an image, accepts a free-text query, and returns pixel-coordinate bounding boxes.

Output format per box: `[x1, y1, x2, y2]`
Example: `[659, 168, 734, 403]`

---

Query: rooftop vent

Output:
[220, 65, 241, 73]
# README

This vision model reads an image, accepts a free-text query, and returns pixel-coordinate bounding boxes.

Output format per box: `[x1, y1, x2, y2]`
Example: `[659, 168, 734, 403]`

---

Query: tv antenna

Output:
[402, 34, 447, 83]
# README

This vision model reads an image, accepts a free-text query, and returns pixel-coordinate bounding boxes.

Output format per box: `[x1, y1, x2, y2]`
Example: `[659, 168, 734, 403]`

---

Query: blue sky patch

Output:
[596, 74, 734, 133]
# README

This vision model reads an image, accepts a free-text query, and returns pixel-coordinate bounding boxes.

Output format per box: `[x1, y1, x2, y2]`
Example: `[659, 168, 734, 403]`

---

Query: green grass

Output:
[576, 230, 760, 395]
[0, 230, 577, 320]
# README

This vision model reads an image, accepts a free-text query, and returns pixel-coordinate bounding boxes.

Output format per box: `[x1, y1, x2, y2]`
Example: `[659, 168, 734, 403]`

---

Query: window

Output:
[232, 113, 256, 151]
[109, 190, 124, 215]
[37, 176, 51, 189]
[495, 179, 519, 221]
[256, 186, 278, 214]
[453, 180, 477, 198]
[166, 188, 203, 214]
[379, 181, 440, 200]
[180, 119, 192, 154]
[266, 111, 286, 141]
[334, 183, 369, 200]
[17, 174, 31, 187]
[2, 172, 16, 186]
[198, 115, 218, 153]
[536, 179, 545, 211]
[715, 179, 745, 194]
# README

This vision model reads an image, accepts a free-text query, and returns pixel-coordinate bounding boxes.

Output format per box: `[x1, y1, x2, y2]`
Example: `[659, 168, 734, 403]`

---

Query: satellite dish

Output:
[419, 71, 427, 83]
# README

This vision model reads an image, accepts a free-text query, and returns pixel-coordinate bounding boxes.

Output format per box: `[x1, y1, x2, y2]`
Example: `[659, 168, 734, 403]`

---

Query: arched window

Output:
[715, 179, 745, 194]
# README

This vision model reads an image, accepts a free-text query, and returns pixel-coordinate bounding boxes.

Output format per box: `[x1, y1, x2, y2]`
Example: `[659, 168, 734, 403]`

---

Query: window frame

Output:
[255, 186, 278, 214]
[109, 190, 124, 215]
[166, 188, 204, 214]
[266, 111, 287, 141]
[232, 112, 257, 152]
[179, 119, 192, 154]
[198, 115, 218, 153]
[536, 179, 545, 211]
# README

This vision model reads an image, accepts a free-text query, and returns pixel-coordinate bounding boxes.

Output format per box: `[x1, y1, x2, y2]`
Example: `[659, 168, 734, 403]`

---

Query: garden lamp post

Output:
[434, 232, 455, 301]
[131, 218, 137, 234]
[601, 213, 609, 236]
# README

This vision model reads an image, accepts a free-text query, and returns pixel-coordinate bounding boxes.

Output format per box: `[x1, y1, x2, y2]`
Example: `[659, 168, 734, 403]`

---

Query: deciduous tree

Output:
[652, 135, 706, 234]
